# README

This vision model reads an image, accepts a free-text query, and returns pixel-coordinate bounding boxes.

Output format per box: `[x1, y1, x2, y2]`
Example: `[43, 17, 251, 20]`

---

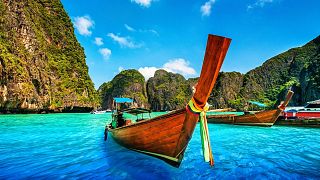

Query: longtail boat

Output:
[207, 90, 294, 127]
[105, 34, 231, 167]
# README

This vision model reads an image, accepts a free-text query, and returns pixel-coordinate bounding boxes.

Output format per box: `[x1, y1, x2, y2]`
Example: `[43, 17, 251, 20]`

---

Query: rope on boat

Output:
[188, 97, 214, 166]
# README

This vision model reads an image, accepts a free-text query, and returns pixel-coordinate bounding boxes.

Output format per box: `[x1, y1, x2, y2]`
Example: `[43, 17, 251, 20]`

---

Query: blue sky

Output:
[60, 0, 320, 88]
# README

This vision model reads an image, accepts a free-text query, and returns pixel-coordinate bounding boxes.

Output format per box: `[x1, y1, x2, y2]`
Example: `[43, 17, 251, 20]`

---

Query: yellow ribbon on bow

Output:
[188, 97, 214, 166]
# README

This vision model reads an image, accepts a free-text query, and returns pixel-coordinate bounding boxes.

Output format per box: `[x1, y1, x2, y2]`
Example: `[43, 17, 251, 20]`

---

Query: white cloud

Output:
[138, 58, 196, 80]
[247, 0, 274, 10]
[73, 16, 94, 36]
[99, 48, 112, 60]
[107, 33, 142, 48]
[131, 0, 153, 7]
[200, 0, 216, 16]
[148, 29, 159, 36]
[94, 37, 103, 46]
[138, 67, 158, 80]
[163, 58, 196, 76]
[140, 29, 159, 36]
[124, 24, 159, 36]
[124, 24, 136, 32]
[118, 66, 125, 72]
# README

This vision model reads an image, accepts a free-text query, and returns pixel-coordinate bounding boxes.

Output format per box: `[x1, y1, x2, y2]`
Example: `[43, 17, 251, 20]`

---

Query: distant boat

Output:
[207, 90, 294, 127]
[91, 110, 107, 114]
[284, 99, 320, 119]
[90, 107, 113, 114]
[105, 35, 231, 167]
[277, 100, 320, 127]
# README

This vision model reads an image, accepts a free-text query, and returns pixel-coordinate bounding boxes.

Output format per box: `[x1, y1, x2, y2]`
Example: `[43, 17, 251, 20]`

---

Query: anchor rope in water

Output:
[187, 97, 214, 166]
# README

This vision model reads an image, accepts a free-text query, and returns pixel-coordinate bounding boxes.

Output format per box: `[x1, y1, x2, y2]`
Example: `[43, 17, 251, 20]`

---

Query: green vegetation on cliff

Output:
[147, 70, 192, 111]
[98, 36, 320, 111]
[98, 69, 192, 111]
[98, 69, 148, 109]
[208, 72, 244, 109]
[0, 0, 98, 113]
[209, 35, 320, 110]
[240, 35, 320, 108]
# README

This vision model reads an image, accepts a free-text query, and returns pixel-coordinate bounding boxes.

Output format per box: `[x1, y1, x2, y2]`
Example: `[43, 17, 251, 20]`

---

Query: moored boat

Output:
[105, 34, 232, 167]
[282, 99, 320, 120]
[207, 90, 294, 127]
[91, 110, 107, 114]
[276, 99, 320, 127]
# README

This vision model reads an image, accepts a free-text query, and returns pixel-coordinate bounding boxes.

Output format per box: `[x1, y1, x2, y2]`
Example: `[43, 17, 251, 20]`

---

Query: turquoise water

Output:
[0, 113, 319, 179]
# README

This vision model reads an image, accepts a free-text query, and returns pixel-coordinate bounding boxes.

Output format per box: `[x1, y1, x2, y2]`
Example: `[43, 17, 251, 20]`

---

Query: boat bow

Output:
[108, 34, 231, 167]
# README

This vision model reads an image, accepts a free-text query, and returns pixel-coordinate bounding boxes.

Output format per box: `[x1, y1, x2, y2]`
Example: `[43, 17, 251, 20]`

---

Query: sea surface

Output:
[0, 113, 319, 179]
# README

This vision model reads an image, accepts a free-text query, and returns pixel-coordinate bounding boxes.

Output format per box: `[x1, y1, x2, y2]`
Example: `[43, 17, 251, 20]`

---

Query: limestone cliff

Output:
[0, 0, 98, 113]
[208, 35, 320, 110]
[98, 69, 148, 109]
[208, 72, 244, 109]
[98, 36, 320, 111]
[146, 70, 192, 111]
[239, 35, 320, 108]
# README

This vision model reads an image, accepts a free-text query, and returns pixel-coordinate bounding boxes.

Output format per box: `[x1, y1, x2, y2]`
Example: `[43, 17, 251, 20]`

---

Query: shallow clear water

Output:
[0, 113, 319, 179]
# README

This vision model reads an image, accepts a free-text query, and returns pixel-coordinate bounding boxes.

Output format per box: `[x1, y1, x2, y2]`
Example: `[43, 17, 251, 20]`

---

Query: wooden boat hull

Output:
[207, 109, 281, 127]
[109, 108, 198, 166]
[107, 34, 232, 167]
[207, 91, 294, 127]
[233, 109, 280, 127]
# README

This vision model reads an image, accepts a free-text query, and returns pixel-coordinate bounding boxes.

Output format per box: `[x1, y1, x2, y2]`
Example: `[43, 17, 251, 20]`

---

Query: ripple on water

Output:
[0, 114, 319, 179]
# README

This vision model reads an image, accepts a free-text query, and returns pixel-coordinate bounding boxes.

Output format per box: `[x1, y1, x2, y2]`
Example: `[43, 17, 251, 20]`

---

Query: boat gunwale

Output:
[207, 109, 277, 119]
[207, 109, 280, 126]
[109, 108, 188, 131]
